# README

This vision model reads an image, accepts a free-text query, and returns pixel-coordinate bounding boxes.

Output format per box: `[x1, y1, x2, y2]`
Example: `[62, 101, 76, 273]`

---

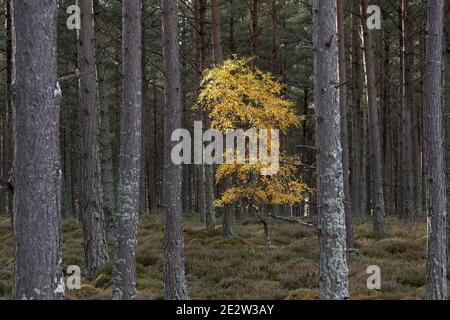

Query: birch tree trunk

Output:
[112, 0, 142, 300]
[77, 0, 109, 280]
[162, 0, 190, 300]
[360, 0, 386, 237]
[313, 0, 349, 300]
[424, 0, 448, 300]
[13, 0, 64, 299]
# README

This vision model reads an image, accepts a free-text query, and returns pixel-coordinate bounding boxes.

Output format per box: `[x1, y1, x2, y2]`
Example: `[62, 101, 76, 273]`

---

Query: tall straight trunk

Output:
[148, 84, 158, 212]
[95, 0, 115, 242]
[194, 0, 207, 220]
[180, 13, 192, 215]
[410, 3, 423, 218]
[381, 32, 394, 216]
[420, 36, 428, 216]
[251, 0, 258, 68]
[13, 0, 64, 299]
[271, 0, 278, 75]
[444, 0, 450, 259]
[211, 0, 224, 64]
[313, 0, 349, 300]
[112, 0, 142, 300]
[140, 13, 149, 216]
[350, 7, 363, 220]
[396, 4, 404, 219]
[162, 0, 190, 300]
[425, 0, 448, 300]
[77, 0, 109, 280]
[360, 0, 386, 237]
[402, 0, 414, 221]
[2, 0, 13, 220]
[337, 0, 353, 250]
[202, 0, 223, 230]
[229, 0, 235, 54]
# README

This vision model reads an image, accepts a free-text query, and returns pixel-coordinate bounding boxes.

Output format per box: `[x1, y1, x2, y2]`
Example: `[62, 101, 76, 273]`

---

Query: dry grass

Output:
[0, 214, 446, 300]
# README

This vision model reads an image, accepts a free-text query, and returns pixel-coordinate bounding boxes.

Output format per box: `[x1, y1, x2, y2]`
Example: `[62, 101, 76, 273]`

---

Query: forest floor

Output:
[0, 213, 446, 300]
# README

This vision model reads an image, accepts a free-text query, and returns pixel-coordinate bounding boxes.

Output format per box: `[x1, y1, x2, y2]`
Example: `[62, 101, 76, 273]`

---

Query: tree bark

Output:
[2, 0, 13, 221]
[337, 0, 353, 251]
[194, 0, 207, 221]
[313, 0, 349, 300]
[162, 0, 190, 300]
[424, 0, 448, 300]
[402, 0, 414, 221]
[251, 0, 258, 68]
[148, 84, 158, 212]
[229, 0, 235, 55]
[444, 0, 450, 259]
[360, 0, 387, 237]
[94, 0, 116, 243]
[13, 0, 64, 299]
[77, 0, 109, 280]
[112, 0, 142, 300]
[350, 6, 363, 220]
[211, 0, 224, 65]
[271, 0, 278, 75]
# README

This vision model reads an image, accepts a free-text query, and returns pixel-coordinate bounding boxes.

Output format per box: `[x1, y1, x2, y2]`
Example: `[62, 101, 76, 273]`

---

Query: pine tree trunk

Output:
[424, 0, 448, 300]
[112, 0, 142, 300]
[337, 0, 353, 251]
[313, 0, 349, 300]
[402, 0, 414, 221]
[211, 0, 224, 65]
[162, 0, 190, 300]
[360, 0, 386, 237]
[350, 7, 363, 220]
[271, 0, 278, 75]
[148, 84, 158, 212]
[410, 2, 423, 218]
[95, 0, 116, 242]
[13, 0, 64, 299]
[381, 31, 394, 217]
[396, 4, 405, 219]
[194, 0, 207, 221]
[2, 0, 13, 221]
[77, 0, 109, 280]
[251, 0, 258, 68]
[443, 0, 450, 259]
[229, 0, 235, 55]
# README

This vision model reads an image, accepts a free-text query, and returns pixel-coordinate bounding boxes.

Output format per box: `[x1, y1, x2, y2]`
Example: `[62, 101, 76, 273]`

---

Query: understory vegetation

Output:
[0, 215, 446, 300]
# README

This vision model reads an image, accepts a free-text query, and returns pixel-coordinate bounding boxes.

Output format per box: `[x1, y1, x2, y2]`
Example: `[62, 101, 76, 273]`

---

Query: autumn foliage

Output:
[196, 58, 311, 210]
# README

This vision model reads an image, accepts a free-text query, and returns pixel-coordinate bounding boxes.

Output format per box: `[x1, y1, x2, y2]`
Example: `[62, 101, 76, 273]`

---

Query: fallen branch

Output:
[267, 213, 320, 231]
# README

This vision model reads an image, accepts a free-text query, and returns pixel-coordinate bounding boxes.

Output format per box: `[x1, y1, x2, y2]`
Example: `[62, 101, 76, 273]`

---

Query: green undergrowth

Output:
[0, 214, 446, 300]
